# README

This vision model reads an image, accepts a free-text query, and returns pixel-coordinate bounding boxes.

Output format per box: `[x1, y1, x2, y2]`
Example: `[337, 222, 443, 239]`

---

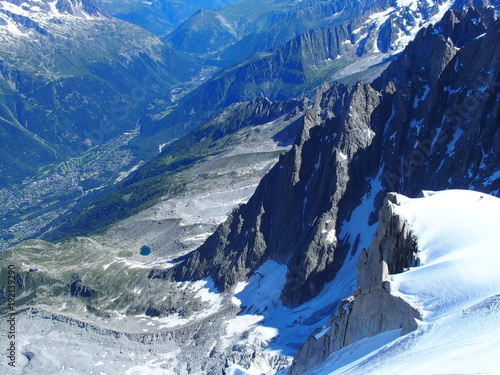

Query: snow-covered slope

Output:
[301, 189, 500, 375]
[0, 0, 107, 21]
[0, 0, 107, 39]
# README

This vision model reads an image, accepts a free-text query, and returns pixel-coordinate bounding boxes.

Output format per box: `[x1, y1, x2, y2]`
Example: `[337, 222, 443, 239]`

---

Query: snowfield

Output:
[302, 189, 500, 375]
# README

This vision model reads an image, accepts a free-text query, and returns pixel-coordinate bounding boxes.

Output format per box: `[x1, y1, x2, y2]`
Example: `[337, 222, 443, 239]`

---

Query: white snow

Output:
[314, 326, 330, 340]
[191, 277, 221, 304]
[48, 0, 63, 17]
[339, 166, 383, 256]
[3, 17, 23, 36]
[366, 8, 394, 27]
[446, 128, 463, 155]
[102, 256, 174, 271]
[232, 260, 288, 315]
[222, 243, 364, 369]
[323, 228, 336, 243]
[397, 0, 418, 8]
[125, 365, 176, 375]
[429, 0, 454, 24]
[130, 278, 223, 329]
[413, 85, 430, 108]
[225, 314, 265, 337]
[226, 362, 272, 375]
[301, 329, 402, 375]
[0, 0, 102, 31]
[483, 170, 500, 188]
[301, 189, 500, 375]
[181, 232, 213, 244]
[390, 190, 500, 319]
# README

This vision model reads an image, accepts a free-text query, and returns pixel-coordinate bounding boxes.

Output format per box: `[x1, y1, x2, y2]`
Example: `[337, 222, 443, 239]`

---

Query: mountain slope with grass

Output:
[0, 0, 200, 187]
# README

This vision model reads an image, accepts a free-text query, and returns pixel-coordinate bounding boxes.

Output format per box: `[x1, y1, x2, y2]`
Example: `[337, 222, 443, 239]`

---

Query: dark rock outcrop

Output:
[69, 275, 96, 298]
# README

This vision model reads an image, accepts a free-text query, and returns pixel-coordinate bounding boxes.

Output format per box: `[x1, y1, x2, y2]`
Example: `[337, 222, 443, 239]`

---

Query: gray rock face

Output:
[373, 7, 499, 197]
[164, 7, 500, 313]
[167, 82, 369, 307]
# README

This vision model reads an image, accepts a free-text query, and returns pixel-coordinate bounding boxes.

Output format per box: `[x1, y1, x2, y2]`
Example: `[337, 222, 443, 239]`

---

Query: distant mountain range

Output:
[140, 0, 477, 156]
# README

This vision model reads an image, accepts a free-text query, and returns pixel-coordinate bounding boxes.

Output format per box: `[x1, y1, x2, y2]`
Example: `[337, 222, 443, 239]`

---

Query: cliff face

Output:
[158, 7, 499, 310]
[372, 7, 499, 197]
[164, 82, 373, 307]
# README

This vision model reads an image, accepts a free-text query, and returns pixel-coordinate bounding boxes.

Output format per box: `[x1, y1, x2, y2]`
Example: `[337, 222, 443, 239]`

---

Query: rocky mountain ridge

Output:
[143, 0, 461, 169]
[165, 7, 499, 310]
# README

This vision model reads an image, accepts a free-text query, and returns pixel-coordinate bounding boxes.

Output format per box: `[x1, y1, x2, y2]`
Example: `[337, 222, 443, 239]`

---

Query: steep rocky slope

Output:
[0, 0, 199, 186]
[167, 7, 499, 310]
